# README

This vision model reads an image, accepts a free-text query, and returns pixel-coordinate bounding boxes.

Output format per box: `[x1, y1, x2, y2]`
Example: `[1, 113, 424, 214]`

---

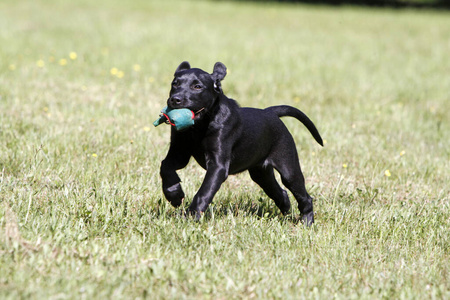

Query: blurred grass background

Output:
[0, 0, 449, 298]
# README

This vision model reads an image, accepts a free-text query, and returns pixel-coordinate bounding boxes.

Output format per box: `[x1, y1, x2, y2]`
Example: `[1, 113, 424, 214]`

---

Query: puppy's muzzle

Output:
[168, 96, 184, 109]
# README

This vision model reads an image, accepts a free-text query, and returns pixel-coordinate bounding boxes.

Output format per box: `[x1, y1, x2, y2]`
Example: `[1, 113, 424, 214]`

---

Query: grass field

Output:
[0, 0, 449, 298]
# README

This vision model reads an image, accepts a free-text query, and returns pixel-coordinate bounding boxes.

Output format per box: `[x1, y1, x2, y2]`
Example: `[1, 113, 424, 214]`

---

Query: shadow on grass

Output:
[148, 196, 306, 225]
[216, 0, 450, 9]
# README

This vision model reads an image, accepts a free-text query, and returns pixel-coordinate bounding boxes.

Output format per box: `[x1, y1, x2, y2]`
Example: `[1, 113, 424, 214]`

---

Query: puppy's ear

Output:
[212, 62, 227, 81]
[175, 61, 191, 74]
[213, 79, 222, 93]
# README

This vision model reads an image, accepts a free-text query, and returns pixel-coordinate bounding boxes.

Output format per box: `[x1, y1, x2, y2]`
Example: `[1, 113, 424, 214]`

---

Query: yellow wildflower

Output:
[133, 64, 141, 72]
[143, 127, 151, 132]
[148, 77, 155, 83]
[92, 153, 98, 158]
[36, 60, 45, 68]
[59, 59, 67, 66]
[9, 64, 16, 71]
[110, 67, 118, 75]
[400, 150, 406, 156]
[384, 170, 391, 177]
[117, 71, 124, 78]
[69, 52, 77, 60]
[342, 164, 348, 168]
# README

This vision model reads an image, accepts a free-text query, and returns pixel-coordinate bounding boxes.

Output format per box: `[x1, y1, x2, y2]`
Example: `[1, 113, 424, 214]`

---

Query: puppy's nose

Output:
[169, 96, 182, 108]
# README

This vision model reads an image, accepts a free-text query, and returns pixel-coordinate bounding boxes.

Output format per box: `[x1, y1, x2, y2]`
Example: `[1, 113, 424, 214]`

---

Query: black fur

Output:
[159, 61, 323, 225]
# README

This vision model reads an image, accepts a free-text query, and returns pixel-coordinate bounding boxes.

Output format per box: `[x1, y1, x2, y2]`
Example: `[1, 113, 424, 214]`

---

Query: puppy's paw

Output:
[163, 183, 184, 207]
[278, 190, 292, 215]
[187, 206, 203, 221]
[301, 211, 314, 227]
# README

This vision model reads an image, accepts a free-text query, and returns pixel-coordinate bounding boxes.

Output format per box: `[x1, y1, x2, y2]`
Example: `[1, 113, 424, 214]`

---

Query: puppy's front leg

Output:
[160, 160, 187, 207]
[188, 156, 230, 218]
[160, 141, 191, 207]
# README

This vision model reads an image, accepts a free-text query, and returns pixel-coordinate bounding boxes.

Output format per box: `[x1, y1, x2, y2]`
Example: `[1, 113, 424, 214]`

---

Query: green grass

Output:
[0, 0, 449, 298]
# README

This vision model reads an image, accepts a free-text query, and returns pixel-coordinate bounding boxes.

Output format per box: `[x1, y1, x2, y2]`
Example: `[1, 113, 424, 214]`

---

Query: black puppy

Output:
[159, 61, 323, 225]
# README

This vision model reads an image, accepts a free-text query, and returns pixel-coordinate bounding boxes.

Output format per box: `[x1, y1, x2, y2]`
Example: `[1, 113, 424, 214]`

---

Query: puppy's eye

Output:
[172, 81, 180, 88]
[192, 84, 202, 90]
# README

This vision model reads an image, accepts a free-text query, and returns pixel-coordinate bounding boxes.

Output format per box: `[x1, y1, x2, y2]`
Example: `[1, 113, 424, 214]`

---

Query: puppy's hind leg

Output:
[279, 165, 314, 226]
[271, 150, 315, 226]
[249, 166, 291, 215]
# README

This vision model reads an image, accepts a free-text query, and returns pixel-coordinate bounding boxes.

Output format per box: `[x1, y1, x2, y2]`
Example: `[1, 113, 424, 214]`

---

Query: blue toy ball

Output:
[153, 106, 195, 131]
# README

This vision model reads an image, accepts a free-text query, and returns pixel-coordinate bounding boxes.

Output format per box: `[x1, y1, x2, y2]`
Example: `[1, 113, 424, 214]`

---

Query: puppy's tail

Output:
[266, 105, 323, 146]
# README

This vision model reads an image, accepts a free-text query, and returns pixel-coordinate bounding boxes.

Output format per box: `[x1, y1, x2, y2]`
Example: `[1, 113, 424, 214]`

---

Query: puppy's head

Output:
[167, 61, 226, 120]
